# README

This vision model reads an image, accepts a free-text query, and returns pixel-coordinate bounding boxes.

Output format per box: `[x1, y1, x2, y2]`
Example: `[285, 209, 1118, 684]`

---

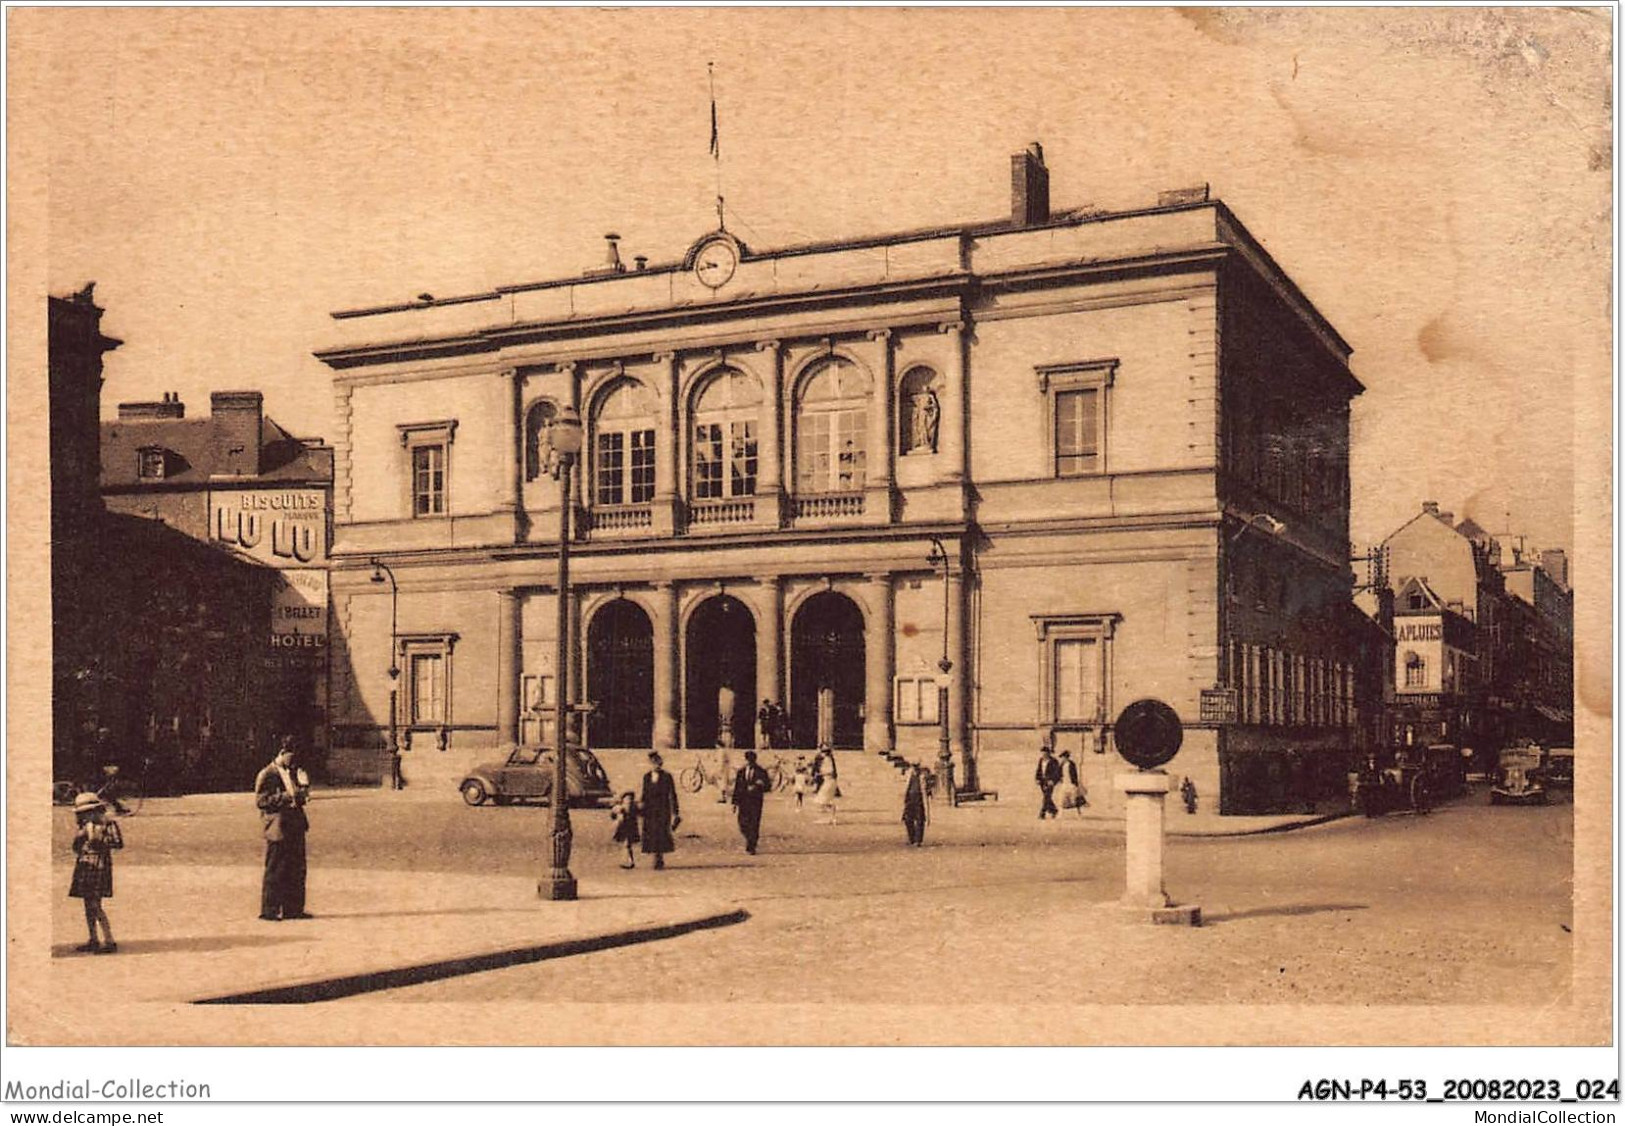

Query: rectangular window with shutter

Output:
[1038, 360, 1113, 479]
[1053, 637, 1102, 723]
[1032, 613, 1118, 732]
[1054, 388, 1100, 476]
[412, 445, 445, 516]
[893, 677, 941, 724]
[410, 653, 444, 725]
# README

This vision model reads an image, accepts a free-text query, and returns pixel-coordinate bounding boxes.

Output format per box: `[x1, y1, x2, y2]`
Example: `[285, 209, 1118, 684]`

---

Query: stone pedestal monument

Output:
[1110, 699, 1201, 926]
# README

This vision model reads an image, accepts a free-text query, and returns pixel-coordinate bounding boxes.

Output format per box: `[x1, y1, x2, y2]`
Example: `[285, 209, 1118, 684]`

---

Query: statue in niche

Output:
[905, 387, 940, 454]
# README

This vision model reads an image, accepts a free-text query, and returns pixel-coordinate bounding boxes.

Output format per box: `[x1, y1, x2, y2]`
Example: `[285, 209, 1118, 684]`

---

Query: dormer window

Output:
[138, 447, 166, 480]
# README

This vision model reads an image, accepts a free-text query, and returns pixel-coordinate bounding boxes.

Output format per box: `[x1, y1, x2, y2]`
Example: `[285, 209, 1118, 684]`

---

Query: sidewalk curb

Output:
[1169, 811, 1354, 838]
[194, 908, 750, 1005]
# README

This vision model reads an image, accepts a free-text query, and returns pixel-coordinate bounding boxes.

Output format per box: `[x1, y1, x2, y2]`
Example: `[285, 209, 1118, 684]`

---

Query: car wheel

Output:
[461, 780, 488, 807]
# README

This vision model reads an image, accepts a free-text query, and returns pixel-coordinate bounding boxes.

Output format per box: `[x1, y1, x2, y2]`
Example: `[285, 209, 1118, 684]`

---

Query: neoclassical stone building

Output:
[319, 146, 1363, 814]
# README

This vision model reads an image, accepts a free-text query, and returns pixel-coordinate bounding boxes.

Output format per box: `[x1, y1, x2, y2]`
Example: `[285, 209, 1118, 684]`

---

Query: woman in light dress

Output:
[811, 745, 840, 825]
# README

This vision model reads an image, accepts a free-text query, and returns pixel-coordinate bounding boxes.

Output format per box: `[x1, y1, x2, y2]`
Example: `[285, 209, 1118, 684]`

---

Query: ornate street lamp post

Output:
[927, 537, 957, 806]
[368, 559, 400, 762]
[542, 405, 584, 901]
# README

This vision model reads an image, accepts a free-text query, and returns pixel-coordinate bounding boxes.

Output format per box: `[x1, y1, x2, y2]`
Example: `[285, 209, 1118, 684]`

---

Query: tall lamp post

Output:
[542, 405, 584, 902]
[927, 537, 957, 806]
[368, 559, 400, 767]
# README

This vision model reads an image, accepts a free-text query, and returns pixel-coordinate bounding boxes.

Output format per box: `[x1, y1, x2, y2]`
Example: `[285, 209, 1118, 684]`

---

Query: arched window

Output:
[898, 366, 941, 456]
[692, 368, 761, 500]
[593, 379, 657, 506]
[795, 357, 869, 495]
[1403, 650, 1426, 689]
[524, 399, 557, 482]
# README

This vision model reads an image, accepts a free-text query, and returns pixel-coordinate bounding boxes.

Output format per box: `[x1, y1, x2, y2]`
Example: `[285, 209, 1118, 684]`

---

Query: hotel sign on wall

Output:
[211, 488, 327, 566]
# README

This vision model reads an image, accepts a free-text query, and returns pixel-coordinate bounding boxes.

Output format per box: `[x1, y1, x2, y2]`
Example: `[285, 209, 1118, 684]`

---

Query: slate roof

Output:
[101, 413, 332, 490]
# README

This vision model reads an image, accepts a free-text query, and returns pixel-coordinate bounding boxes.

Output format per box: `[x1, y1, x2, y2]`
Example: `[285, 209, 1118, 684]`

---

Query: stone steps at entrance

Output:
[590, 747, 912, 803]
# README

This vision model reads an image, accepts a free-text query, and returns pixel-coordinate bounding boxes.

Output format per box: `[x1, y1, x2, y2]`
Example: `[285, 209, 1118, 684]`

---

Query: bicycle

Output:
[679, 755, 725, 795]
[52, 764, 145, 816]
[764, 754, 797, 792]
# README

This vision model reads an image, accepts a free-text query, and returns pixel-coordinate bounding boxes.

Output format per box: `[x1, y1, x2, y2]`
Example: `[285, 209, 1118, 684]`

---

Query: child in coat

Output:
[69, 792, 122, 953]
[609, 791, 640, 869]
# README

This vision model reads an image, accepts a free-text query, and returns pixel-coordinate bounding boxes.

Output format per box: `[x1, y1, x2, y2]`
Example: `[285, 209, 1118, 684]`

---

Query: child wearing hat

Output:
[69, 792, 122, 953]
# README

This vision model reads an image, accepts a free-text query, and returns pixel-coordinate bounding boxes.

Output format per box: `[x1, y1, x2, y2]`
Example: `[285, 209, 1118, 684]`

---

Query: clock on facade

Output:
[693, 237, 739, 289]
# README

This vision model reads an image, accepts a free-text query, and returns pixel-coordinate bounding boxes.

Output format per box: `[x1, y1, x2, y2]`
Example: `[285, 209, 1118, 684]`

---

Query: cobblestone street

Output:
[54, 778, 1572, 1009]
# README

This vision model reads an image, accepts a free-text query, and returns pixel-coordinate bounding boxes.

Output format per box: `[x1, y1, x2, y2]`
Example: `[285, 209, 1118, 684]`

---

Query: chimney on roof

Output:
[1540, 549, 1569, 589]
[1011, 142, 1050, 228]
[1158, 184, 1211, 208]
[1421, 500, 1440, 516]
[1437, 510, 1454, 525]
[211, 390, 263, 476]
[118, 392, 185, 420]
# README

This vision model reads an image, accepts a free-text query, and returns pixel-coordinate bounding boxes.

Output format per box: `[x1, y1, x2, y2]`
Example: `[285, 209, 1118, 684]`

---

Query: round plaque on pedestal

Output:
[1113, 698, 1183, 770]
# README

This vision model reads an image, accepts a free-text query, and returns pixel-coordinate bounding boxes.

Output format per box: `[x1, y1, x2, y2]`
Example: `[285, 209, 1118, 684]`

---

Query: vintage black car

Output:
[459, 746, 614, 808]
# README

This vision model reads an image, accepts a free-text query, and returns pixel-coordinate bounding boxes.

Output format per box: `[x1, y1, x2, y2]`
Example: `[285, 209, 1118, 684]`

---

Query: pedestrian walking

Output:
[68, 792, 122, 953]
[1180, 776, 1198, 815]
[609, 791, 640, 868]
[731, 750, 772, 854]
[1055, 749, 1086, 815]
[791, 755, 811, 811]
[901, 762, 930, 847]
[1035, 744, 1062, 819]
[638, 752, 681, 870]
[255, 737, 312, 921]
[389, 748, 406, 790]
[812, 745, 840, 825]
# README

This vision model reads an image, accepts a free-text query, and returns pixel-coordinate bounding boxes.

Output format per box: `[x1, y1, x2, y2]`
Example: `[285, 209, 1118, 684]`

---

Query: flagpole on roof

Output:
[709, 61, 725, 231]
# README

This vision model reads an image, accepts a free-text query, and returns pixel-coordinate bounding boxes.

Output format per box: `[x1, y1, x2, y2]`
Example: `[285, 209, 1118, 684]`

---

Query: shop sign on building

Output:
[211, 488, 327, 566]
[1394, 619, 1444, 643]
[1199, 687, 1237, 724]
[272, 568, 328, 639]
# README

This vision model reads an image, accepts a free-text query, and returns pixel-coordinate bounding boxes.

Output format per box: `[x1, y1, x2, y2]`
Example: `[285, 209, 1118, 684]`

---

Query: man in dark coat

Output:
[901, 762, 929, 846]
[255, 737, 311, 920]
[731, 750, 772, 854]
[1035, 744, 1062, 820]
[638, 752, 680, 870]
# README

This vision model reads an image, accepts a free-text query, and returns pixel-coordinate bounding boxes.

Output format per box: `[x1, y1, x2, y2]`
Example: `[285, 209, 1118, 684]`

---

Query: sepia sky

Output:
[19, 6, 1610, 555]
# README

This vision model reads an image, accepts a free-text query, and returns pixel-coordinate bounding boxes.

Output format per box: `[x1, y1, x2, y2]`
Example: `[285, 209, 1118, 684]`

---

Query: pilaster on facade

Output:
[651, 581, 679, 749]
[863, 571, 896, 752]
[754, 575, 785, 715]
[496, 588, 522, 744]
[754, 340, 787, 531]
[651, 351, 681, 537]
[497, 367, 527, 543]
[937, 320, 968, 485]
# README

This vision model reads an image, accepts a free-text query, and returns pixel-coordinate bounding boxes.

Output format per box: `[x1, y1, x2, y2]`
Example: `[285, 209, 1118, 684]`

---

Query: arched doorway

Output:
[684, 595, 756, 749]
[586, 599, 653, 748]
[790, 591, 865, 748]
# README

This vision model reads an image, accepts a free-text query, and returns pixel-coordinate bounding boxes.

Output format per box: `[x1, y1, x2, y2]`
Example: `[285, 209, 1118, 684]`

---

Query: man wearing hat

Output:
[730, 750, 772, 855]
[255, 736, 311, 920]
[1035, 744, 1063, 820]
